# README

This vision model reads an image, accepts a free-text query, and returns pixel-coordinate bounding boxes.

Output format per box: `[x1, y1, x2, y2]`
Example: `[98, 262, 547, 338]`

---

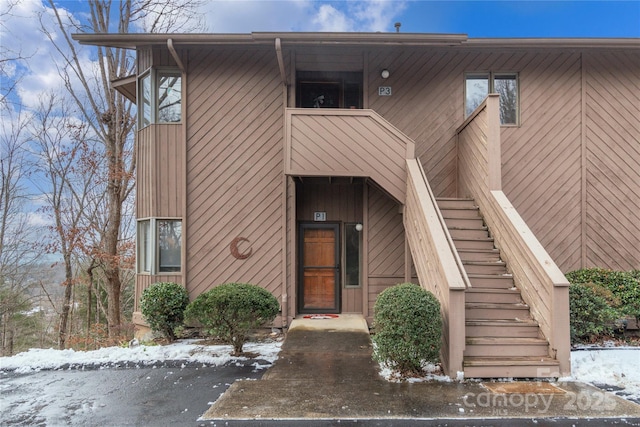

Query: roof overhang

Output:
[111, 74, 136, 102]
[72, 31, 640, 51]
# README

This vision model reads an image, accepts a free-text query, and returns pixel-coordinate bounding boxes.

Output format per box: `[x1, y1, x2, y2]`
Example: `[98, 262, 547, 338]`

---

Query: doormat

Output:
[302, 314, 340, 319]
[482, 382, 566, 395]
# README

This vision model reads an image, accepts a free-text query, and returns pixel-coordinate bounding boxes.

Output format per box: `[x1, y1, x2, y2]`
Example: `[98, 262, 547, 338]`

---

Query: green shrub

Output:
[139, 282, 189, 342]
[372, 283, 442, 377]
[569, 283, 620, 344]
[184, 283, 279, 355]
[566, 268, 640, 321]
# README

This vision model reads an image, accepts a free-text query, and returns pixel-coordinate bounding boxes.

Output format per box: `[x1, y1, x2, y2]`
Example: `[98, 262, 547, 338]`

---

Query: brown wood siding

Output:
[286, 109, 412, 203]
[367, 184, 405, 310]
[501, 52, 583, 272]
[136, 125, 184, 218]
[365, 48, 638, 272]
[185, 47, 285, 301]
[584, 51, 640, 270]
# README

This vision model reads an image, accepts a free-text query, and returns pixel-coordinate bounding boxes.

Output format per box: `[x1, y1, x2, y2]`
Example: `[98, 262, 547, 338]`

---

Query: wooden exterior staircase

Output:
[437, 198, 561, 378]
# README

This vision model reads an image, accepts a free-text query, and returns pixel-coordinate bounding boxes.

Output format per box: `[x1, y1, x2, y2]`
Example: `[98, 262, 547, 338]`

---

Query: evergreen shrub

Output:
[139, 282, 189, 342]
[372, 282, 442, 377]
[568, 283, 620, 344]
[566, 268, 640, 321]
[184, 283, 279, 355]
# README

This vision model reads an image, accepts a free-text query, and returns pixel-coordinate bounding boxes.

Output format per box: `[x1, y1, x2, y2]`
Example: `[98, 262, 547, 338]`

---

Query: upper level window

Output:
[465, 72, 519, 125]
[296, 71, 363, 109]
[138, 68, 182, 128]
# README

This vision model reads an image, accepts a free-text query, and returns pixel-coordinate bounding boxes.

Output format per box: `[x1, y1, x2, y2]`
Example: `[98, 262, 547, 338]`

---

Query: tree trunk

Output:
[58, 255, 73, 349]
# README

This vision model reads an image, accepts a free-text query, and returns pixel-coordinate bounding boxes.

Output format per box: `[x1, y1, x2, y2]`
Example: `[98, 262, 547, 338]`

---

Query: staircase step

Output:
[467, 274, 515, 288]
[465, 319, 540, 338]
[457, 249, 501, 262]
[462, 261, 508, 275]
[463, 357, 560, 378]
[439, 208, 482, 219]
[465, 337, 549, 358]
[466, 288, 522, 304]
[443, 217, 485, 229]
[466, 302, 530, 320]
[436, 198, 476, 209]
[450, 238, 496, 250]
[448, 228, 490, 239]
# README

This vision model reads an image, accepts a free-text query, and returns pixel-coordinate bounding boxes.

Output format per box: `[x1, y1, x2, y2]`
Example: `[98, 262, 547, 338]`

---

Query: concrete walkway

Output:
[202, 314, 640, 422]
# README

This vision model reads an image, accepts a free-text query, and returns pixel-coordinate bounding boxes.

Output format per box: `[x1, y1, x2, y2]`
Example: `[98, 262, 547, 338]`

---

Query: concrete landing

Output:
[202, 314, 640, 422]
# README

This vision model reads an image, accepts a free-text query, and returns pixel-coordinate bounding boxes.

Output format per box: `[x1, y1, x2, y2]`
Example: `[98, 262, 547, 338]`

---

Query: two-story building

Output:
[73, 31, 640, 378]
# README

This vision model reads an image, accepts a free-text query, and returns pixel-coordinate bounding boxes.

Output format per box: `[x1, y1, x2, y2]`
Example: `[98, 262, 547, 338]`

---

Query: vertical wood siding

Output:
[136, 125, 184, 218]
[185, 47, 285, 300]
[367, 184, 406, 310]
[584, 51, 640, 270]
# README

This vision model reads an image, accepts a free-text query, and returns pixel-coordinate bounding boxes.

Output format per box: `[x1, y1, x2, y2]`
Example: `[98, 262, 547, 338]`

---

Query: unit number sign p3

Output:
[378, 86, 392, 96]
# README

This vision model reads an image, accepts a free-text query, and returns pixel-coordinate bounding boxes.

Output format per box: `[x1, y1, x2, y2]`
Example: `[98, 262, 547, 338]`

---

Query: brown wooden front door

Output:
[299, 223, 340, 313]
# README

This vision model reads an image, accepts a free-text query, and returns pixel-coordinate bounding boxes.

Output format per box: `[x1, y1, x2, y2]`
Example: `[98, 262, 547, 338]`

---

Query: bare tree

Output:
[40, 0, 205, 338]
[0, 107, 42, 355]
[30, 93, 101, 348]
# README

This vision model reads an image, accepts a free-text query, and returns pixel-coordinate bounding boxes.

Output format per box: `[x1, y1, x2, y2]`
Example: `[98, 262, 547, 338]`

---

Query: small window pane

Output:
[465, 74, 489, 117]
[344, 223, 362, 288]
[494, 74, 518, 125]
[157, 72, 181, 123]
[137, 220, 151, 273]
[139, 74, 151, 128]
[158, 220, 181, 272]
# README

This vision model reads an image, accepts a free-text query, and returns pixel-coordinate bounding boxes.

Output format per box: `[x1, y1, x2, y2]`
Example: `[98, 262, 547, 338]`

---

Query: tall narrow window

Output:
[344, 223, 362, 288]
[465, 72, 519, 125]
[137, 220, 151, 273]
[158, 220, 182, 272]
[139, 73, 151, 128]
[157, 71, 182, 123]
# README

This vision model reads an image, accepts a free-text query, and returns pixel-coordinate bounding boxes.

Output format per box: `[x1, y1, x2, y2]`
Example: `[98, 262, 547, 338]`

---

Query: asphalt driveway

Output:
[0, 362, 264, 426]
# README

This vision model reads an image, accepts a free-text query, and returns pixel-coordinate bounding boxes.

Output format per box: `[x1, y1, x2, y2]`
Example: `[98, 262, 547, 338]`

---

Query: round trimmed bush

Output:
[372, 283, 442, 377]
[569, 283, 620, 344]
[184, 283, 279, 355]
[139, 282, 189, 342]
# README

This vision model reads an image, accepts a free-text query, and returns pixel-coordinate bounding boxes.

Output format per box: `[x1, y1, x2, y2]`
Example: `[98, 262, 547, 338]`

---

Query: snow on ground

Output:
[0, 339, 282, 374]
[569, 348, 640, 402]
[0, 340, 637, 403]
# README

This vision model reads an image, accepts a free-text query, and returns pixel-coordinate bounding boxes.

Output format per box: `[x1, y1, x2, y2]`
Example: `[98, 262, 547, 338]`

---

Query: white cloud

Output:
[199, 0, 407, 33]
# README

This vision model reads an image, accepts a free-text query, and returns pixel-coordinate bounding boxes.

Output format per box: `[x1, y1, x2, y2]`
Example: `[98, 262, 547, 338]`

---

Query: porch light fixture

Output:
[355, 223, 363, 232]
[381, 69, 390, 79]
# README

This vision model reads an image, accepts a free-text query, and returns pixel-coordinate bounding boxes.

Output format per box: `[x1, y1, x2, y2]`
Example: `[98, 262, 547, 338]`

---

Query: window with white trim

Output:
[138, 68, 182, 128]
[465, 72, 519, 125]
[137, 218, 182, 274]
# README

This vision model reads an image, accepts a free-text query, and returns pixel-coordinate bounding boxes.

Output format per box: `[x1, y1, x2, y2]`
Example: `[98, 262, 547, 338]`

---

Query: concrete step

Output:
[465, 337, 550, 358]
[443, 217, 485, 229]
[467, 274, 515, 288]
[457, 248, 502, 262]
[448, 227, 490, 240]
[465, 319, 540, 338]
[465, 288, 523, 304]
[466, 302, 531, 320]
[436, 198, 476, 209]
[463, 356, 560, 378]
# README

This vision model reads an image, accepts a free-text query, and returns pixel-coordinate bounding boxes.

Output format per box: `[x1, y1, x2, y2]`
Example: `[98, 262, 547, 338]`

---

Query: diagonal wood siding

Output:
[185, 47, 285, 300]
[584, 51, 640, 270]
[286, 109, 413, 203]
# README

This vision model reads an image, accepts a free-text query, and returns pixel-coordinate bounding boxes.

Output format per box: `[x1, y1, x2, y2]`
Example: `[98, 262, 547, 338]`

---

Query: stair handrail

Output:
[415, 159, 471, 290]
[405, 157, 467, 376]
[456, 93, 571, 377]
